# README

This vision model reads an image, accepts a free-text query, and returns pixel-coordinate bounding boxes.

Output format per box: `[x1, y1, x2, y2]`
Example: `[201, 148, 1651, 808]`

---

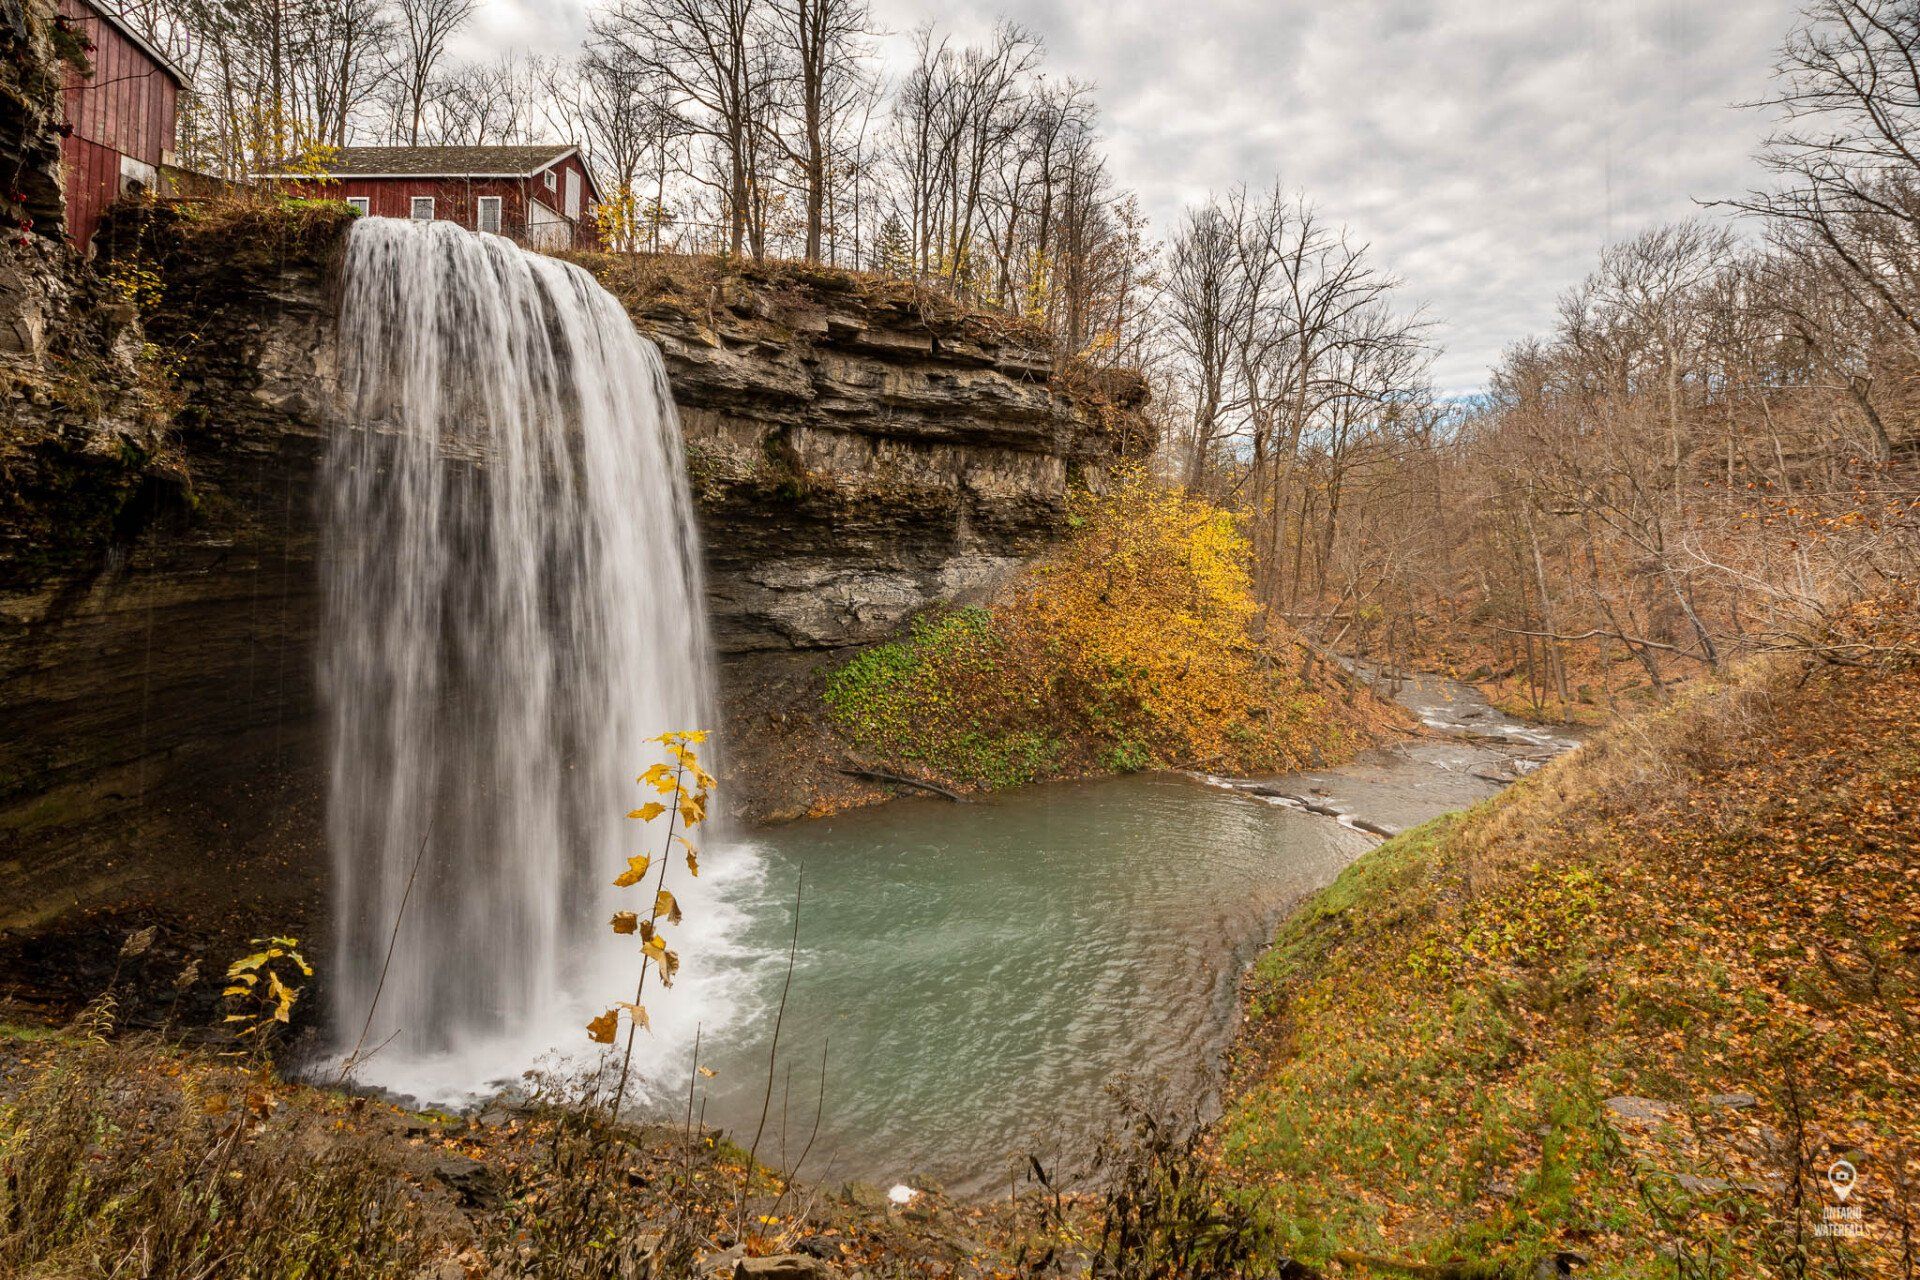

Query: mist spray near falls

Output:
[322, 218, 740, 1101]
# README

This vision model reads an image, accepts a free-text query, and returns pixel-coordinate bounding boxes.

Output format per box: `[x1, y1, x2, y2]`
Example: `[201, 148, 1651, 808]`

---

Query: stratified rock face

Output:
[0, 204, 343, 955]
[610, 264, 1146, 660]
[592, 261, 1147, 820]
[0, 222, 1145, 959]
[0, 0, 66, 247]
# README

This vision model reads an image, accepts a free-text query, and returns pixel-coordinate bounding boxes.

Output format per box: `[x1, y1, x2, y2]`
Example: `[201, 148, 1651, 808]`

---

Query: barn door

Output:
[565, 169, 581, 220]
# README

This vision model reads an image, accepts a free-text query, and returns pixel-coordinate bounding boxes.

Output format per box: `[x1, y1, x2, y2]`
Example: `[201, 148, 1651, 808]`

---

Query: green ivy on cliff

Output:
[824, 607, 1065, 789]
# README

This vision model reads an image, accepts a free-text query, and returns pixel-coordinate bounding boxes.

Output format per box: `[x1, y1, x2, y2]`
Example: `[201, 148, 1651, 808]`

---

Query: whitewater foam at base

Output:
[321, 217, 751, 1103]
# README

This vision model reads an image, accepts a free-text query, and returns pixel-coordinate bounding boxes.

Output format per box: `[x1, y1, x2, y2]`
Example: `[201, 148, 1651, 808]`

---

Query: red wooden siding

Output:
[284, 158, 602, 248]
[57, 0, 180, 249]
[322, 176, 532, 227]
[538, 152, 600, 220]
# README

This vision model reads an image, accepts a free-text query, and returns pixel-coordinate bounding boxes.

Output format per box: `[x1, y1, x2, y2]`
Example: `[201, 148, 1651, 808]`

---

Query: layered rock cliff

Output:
[0, 0, 68, 245]
[0, 198, 1146, 967]
[0, 201, 346, 993]
[582, 254, 1148, 816]
[587, 255, 1144, 655]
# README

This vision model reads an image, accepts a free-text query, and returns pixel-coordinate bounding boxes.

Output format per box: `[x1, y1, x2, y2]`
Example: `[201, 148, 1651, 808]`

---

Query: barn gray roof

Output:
[260, 145, 582, 179]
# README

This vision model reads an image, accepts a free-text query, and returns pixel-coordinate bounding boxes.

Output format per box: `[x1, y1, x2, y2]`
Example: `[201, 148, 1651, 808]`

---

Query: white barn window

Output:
[345, 196, 370, 216]
[410, 196, 435, 220]
[118, 155, 157, 194]
[543, 169, 557, 192]
[476, 196, 502, 234]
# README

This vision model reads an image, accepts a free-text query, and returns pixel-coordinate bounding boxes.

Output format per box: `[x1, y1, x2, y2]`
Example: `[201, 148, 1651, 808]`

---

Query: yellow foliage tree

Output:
[825, 470, 1371, 788]
[593, 730, 711, 1124]
[1004, 472, 1281, 765]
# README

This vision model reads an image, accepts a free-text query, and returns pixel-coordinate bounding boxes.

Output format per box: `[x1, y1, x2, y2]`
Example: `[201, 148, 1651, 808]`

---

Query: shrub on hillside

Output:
[824, 473, 1364, 789]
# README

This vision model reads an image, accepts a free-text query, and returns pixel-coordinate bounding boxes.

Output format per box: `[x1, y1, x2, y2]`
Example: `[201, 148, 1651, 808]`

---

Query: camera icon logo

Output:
[1829, 1160, 1858, 1203]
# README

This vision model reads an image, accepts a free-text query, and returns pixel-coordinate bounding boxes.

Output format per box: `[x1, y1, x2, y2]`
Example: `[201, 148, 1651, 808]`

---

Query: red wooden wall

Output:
[287, 158, 601, 247]
[57, 0, 179, 249]
[323, 177, 532, 228]
[540, 152, 598, 221]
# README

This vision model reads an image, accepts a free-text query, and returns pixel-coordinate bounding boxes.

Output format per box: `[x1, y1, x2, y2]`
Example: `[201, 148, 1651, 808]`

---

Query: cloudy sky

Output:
[456, 0, 1805, 394]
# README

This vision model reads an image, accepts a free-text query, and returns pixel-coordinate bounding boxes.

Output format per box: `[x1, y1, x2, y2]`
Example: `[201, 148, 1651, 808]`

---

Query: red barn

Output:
[56, 0, 185, 251]
[260, 145, 603, 250]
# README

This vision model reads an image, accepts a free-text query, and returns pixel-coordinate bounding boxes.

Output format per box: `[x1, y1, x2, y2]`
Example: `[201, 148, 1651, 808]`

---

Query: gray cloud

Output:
[997, 0, 1802, 394]
[463, 0, 1804, 393]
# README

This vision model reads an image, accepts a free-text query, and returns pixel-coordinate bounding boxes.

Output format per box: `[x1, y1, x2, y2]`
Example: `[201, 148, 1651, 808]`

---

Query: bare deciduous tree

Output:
[389, 0, 476, 145]
[593, 0, 768, 256]
[764, 0, 875, 261]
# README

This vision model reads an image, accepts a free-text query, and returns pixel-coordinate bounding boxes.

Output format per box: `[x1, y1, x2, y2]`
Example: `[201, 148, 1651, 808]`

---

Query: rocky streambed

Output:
[1198, 666, 1583, 839]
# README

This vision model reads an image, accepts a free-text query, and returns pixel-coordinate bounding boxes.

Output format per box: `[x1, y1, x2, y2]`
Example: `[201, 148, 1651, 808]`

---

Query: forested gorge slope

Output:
[1221, 660, 1920, 1278]
[1168, 199, 1920, 728]
[1161, 3, 1920, 726]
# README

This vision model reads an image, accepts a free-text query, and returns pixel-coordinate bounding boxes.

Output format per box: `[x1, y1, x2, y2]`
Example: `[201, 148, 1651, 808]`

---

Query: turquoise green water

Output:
[689, 773, 1374, 1194]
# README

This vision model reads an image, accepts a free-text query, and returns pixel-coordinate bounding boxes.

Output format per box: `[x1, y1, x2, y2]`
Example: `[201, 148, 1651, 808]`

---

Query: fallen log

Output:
[839, 767, 970, 803]
[1237, 784, 1393, 837]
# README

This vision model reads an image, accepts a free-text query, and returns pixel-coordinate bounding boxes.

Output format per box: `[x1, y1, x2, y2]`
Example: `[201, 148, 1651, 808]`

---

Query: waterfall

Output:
[322, 217, 733, 1102]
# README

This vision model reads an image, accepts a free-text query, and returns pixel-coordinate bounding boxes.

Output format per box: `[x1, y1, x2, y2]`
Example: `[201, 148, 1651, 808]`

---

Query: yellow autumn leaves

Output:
[824, 470, 1337, 788]
[587, 730, 712, 1047]
[1004, 472, 1284, 767]
[222, 936, 312, 1041]
[588, 1000, 649, 1045]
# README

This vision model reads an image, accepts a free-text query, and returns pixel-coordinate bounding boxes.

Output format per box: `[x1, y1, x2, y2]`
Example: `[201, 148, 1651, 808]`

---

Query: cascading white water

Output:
[322, 217, 742, 1101]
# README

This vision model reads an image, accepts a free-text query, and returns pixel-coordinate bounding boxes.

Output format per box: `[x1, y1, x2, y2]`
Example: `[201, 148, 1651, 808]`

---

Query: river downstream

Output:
[687, 676, 1578, 1195]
